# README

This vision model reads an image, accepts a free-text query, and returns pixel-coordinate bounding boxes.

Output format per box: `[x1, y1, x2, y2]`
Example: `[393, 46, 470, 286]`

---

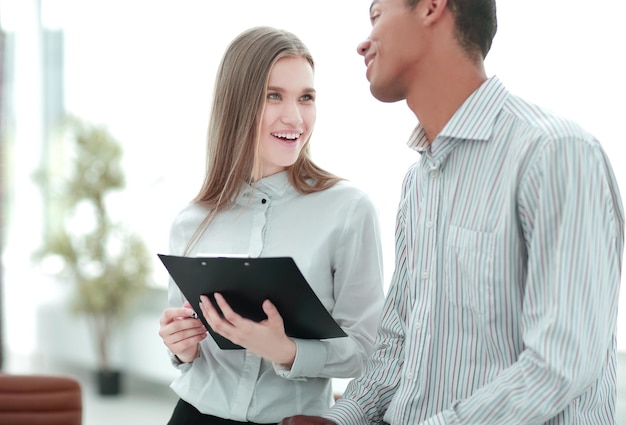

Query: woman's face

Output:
[258, 56, 316, 178]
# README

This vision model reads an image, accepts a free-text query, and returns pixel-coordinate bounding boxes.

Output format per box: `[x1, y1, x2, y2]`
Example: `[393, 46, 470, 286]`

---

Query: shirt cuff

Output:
[324, 398, 368, 425]
[168, 349, 196, 372]
[273, 338, 327, 379]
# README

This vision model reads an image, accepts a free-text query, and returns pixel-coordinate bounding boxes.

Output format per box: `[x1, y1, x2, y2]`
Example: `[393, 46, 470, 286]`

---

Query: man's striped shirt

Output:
[326, 76, 624, 424]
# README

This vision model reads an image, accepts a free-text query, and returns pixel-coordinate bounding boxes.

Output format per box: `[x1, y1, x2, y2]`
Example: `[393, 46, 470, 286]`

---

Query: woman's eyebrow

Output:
[267, 86, 316, 93]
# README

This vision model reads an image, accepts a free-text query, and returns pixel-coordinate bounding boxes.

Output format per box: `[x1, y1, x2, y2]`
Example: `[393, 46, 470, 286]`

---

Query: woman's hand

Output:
[158, 302, 207, 363]
[200, 293, 296, 366]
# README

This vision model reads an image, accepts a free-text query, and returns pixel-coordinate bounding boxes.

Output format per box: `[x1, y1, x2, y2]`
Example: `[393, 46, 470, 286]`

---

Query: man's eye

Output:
[370, 13, 380, 24]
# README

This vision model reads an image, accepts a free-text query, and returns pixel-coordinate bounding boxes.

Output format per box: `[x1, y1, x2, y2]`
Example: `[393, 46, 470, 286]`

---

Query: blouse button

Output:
[261, 199, 267, 204]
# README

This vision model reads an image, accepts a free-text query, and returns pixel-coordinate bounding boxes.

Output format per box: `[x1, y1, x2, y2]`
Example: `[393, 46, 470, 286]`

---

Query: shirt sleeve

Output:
[275, 191, 386, 380]
[165, 207, 199, 370]
[421, 136, 624, 423]
[325, 168, 418, 424]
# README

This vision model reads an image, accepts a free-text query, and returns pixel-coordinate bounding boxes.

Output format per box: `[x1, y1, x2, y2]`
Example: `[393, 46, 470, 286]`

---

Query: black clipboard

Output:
[158, 254, 347, 349]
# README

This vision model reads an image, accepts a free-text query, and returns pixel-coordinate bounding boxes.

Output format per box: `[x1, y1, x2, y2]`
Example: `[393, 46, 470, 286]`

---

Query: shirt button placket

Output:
[418, 158, 440, 390]
[249, 195, 269, 257]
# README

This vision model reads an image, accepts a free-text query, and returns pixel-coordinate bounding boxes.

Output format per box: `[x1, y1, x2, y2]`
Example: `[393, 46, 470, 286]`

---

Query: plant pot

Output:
[96, 370, 122, 396]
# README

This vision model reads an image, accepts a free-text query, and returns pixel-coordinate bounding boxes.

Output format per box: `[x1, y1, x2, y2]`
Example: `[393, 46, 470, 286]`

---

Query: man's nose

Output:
[357, 38, 371, 56]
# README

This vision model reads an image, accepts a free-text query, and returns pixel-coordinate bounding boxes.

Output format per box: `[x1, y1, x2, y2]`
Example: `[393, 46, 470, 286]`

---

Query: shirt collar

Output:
[238, 171, 297, 202]
[407, 76, 509, 152]
[407, 126, 430, 153]
[255, 171, 293, 195]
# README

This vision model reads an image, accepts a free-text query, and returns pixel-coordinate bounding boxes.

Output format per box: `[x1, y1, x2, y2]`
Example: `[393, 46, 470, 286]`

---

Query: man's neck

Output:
[407, 57, 487, 143]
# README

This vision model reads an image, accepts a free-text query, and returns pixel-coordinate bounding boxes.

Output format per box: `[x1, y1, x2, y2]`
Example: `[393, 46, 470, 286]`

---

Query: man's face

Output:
[357, 0, 424, 103]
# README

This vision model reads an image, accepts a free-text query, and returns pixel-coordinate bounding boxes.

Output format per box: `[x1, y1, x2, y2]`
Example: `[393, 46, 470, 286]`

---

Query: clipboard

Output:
[158, 254, 347, 349]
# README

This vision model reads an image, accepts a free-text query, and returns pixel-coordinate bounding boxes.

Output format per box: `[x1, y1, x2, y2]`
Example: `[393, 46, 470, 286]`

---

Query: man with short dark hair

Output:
[280, 0, 624, 423]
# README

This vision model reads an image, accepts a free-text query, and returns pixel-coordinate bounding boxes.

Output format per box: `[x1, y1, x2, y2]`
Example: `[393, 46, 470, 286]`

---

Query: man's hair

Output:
[407, 0, 497, 60]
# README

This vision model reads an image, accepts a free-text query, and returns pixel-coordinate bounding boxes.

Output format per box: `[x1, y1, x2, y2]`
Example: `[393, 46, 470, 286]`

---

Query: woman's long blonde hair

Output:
[185, 27, 342, 253]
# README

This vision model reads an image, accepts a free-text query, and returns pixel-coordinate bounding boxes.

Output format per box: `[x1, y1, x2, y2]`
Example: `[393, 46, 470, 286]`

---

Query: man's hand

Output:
[200, 293, 296, 365]
[279, 415, 336, 425]
[158, 302, 207, 363]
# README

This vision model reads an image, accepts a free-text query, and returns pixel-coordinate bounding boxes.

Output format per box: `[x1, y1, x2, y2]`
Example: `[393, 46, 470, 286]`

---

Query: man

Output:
[280, 0, 624, 424]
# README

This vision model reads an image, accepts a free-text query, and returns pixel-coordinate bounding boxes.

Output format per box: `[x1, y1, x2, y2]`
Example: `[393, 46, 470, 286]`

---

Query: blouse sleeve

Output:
[166, 209, 191, 309]
[275, 191, 386, 379]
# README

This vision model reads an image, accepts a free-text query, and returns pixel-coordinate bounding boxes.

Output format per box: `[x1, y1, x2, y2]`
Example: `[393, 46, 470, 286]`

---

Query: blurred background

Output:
[0, 0, 625, 424]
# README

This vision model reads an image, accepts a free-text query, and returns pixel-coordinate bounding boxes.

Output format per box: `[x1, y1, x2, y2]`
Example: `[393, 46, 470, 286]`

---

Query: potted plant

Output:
[33, 116, 152, 395]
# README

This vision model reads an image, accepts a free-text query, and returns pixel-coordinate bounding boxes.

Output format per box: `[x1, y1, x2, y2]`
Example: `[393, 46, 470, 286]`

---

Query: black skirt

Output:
[167, 399, 276, 425]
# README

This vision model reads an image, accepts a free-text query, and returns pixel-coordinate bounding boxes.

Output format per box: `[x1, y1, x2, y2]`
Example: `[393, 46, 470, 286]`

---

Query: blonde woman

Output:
[158, 27, 385, 425]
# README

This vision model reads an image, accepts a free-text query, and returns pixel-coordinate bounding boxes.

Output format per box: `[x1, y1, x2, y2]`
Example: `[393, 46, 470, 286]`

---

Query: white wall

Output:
[2, 0, 625, 367]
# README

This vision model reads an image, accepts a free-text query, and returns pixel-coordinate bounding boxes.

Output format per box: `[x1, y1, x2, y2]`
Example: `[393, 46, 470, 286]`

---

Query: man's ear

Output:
[422, 0, 448, 23]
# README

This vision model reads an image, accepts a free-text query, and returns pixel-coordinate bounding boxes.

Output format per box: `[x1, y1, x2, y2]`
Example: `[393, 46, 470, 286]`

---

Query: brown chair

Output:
[0, 374, 82, 425]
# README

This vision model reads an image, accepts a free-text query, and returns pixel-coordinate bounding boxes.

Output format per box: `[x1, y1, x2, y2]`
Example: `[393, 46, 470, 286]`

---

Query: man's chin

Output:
[370, 84, 404, 103]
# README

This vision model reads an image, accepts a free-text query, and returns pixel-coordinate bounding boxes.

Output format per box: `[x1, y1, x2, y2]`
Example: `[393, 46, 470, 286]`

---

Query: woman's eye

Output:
[267, 93, 281, 100]
[370, 13, 380, 24]
[300, 94, 315, 102]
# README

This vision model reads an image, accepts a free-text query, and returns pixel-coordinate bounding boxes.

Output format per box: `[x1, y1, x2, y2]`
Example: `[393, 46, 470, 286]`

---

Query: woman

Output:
[158, 26, 384, 425]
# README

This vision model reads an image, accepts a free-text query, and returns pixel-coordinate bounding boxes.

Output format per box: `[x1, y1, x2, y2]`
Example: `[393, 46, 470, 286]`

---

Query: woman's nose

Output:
[281, 102, 303, 125]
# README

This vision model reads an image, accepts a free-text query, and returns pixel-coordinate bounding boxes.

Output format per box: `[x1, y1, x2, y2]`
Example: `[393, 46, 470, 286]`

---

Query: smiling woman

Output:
[0, 0, 625, 382]
[259, 57, 316, 179]
[157, 25, 385, 424]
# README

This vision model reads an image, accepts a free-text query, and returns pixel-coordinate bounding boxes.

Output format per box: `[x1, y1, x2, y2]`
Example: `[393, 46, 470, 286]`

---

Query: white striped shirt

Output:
[325, 77, 624, 424]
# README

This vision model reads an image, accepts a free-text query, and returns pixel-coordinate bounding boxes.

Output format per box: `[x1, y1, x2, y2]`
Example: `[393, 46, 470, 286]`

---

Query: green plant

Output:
[34, 116, 151, 374]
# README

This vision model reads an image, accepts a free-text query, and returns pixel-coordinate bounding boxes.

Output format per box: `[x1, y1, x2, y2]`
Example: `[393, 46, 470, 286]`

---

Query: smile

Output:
[271, 132, 302, 141]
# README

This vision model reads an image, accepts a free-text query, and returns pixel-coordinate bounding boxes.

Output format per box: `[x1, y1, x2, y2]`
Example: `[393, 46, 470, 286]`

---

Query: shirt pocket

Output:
[444, 225, 495, 316]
